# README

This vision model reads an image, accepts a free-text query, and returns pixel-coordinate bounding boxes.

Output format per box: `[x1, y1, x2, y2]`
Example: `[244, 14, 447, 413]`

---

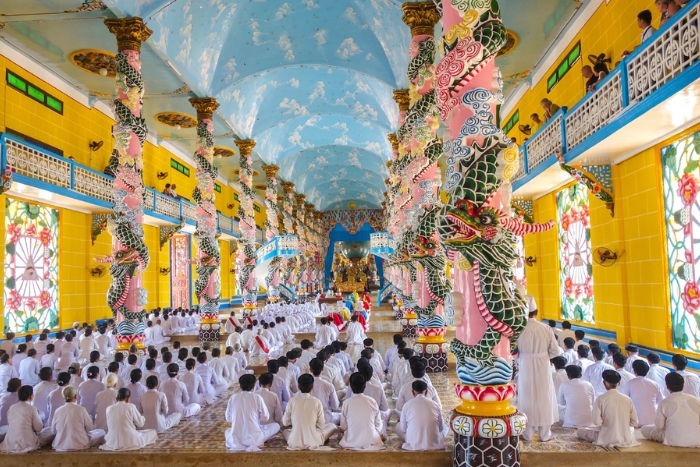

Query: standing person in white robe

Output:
[582, 346, 615, 398]
[619, 360, 664, 427]
[577, 370, 640, 448]
[645, 353, 670, 395]
[51, 386, 105, 451]
[516, 307, 560, 442]
[139, 376, 181, 433]
[19, 349, 41, 386]
[641, 372, 700, 447]
[94, 374, 120, 432]
[100, 388, 157, 451]
[0, 385, 54, 452]
[77, 366, 106, 419]
[282, 374, 337, 449]
[225, 374, 280, 452]
[557, 365, 594, 428]
[255, 373, 284, 425]
[396, 380, 446, 451]
[339, 373, 384, 450]
[343, 316, 366, 362]
[160, 363, 201, 418]
[671, 354, 700, 398]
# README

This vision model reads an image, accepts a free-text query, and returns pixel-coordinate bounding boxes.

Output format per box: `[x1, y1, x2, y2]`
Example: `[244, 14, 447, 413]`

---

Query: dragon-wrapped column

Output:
[234, 139, 258, 311]
[402, 1, 451, 373]
[262, 164, 282, 302]
[294, 194, 308, 298]
[304, 203, 316, 293]
[103, 18, 152, 351]
[190, 98, 221, 342]
[280, 182, 297, 296]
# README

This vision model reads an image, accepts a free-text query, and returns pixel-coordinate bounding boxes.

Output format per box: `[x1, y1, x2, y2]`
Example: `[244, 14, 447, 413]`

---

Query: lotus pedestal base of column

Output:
[401, 312, 417, 338]
[199, 315, 221, 342]
[453, 434, 521, 467]
[414, 341, 448, 372]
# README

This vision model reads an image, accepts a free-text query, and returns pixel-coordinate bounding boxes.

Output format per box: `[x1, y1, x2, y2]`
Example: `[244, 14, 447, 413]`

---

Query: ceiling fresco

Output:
[0, 0, 583, 210]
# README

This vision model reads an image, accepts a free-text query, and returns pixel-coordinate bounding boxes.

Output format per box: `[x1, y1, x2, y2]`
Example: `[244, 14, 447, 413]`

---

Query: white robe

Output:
[208, 358, 231, 390]
[0, 392, 18, 426]
[77, 379, 106, 418]
[181, 371, 211, 406]
[225, 391, 279, 451]
[647, 364, 670, 391]
[0, 401, 53, 453]
[151, 325, 169, 345]
[552, 369, 568, 396]
[396, 394, 445, 451]
[577, 389, 640, 448]
[557, 378, 595, 428]
[19, 357, 41, 386]
[582, 361, 615, 398]
[160, 378, 201, 417]
[677, 370, 700, 398]
[95, 334, 113, 358]
[624, 354, 643, 374]
[516, 318, 560, 427]
[561, 349, 577, 365]
[619, 376, 664, 427]
[225, 332, 241, 350]
[46, 387, 66, 427]
[282, 393, 336, 449]
[221, 355, 241, 380]
[100, 401, 157, 451]
[641, 391, 700, 447]
[0, 363, 19, 393]
[32, 380, 56, 423]
[339, 393, 384, 450]
[616, 368, 635, 387]
[344, 322, 366, 345]
[315, 326, 335, 348]
[255, 388, 284, 424]
[78, 336, 98, 362]
[139, 390, 181, 433]
[51, 402, 105, 451]
[309, 376, 339, 424]
[94, 388, 118, 432]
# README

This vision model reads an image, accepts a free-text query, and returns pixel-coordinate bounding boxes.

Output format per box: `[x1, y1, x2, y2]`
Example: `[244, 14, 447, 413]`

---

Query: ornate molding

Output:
[281, 181, 295, 194]
[214, 147, 235, 158]
[402, 2, 440, 37]
[387, 133, 399, 152]
[234, 139, 256, 156]
[295, 193, 306, 205]
[91, 213, 112, 245]
[159, 222, 185, 249]
[393, 89, 411, 112]
[104, 18, 153, 53]
[558, 157, 614, 216]
[262, 164, 280, 179]
[70, 50, 116, 77]
[189, 97, 219, 120]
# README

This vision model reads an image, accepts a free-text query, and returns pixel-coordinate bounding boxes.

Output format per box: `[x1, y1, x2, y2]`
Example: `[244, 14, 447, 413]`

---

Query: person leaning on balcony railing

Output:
[622, 10, 657, 59]
[582, 64, 608, 93]
[657, 0, 683, 26]
[540, 99, 561, 122]
[530, 113, 543, 133]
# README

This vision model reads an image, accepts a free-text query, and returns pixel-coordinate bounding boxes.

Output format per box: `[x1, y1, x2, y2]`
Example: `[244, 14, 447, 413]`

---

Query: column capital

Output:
[276, 194, 285, 203]
[305, 203, 315, 213]
[385, 178, 391, 186]
[234, 139, 256, 156]
[387, 133, 399, 151]
[104, 18, 153, 53]
[386, 161, 393, 169]
[281, 181, 295, 194]
[393, 90, 411, 112]
[295, 194, 306, 206]
[401, 2, 440, 37]
[189, 97, 220, 120]
[262, 164, 280, 179]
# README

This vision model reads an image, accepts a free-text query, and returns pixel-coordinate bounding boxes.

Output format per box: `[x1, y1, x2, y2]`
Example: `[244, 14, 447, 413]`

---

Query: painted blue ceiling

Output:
[2, 0, 581, 210]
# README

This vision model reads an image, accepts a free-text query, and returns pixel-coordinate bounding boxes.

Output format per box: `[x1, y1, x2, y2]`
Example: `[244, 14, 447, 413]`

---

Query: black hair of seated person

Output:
[309, 358, 324, 376]
[267, 359, 280, 374]
[349, 372, 366, 394]
[18, 385, 33, 402]
[613, 352, 627, 368]
[116, 388, 131, 401]
[146, 375, 158, 389]
[666, 372, 684, 393]
[632, 359, 650, 376]
[298, 374, 314, 393]
[167, 363, 180, 377]
[239, 374, 256, 391]
[577, 345, 590, 358]
[550, 356, 566, 370]
[565, 365, 582, 379]
[259, 372, 273, 387]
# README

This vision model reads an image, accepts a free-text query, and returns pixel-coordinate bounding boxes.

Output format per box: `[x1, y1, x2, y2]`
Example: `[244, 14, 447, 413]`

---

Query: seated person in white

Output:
[645, 352, 670, 393]
[560, 338, 577, 365]
[140, 375, 181, 433]
[574, 345, 594, 372]
[225, 327, 242, 349]
[0, 354, 19, 394]
[221, 346, 243, 381]
[225, 374, 280, 452]
[160, 363, 201, 418]
[195, 352, 224, 399]
[315, 318, 335, 348]
[94, 373, 120, 432]
[282, 374, 337, 449]
[19, 349, 41, 387]
[181, 358, 212, 406]
[577, 370, 641, 448]
[612, 353, 635, 387]
[0, 378, 23, 440]
[641, 372, 700, 447]
[391, 348, 413, 399]
[263, 360, 291, 410]
[396, 380, 446, 451]
[308, 358, 340, 425]
[208, 348, 233, 389]
[557, 365, 595, 428]
[81, 351, 107, 381]
[46, 373, 71, 428]
[255, 373, 284, 425]
[339, 373, 384, 450]
[100, 387, 158, 451]
[32, 367, 56, 424]
[354, 363, 390, 433]
[51, 385, 105, 451]
[396, 360, 441, 418]
[0, 385, 54, 452]
[671, 354, 700, 399]
[550, 356, 568, 395]
[619, 359, 664, 427]
[77, 366, 106, 419]
[250, 329, 274, 358]
[582, 346, 615, 399]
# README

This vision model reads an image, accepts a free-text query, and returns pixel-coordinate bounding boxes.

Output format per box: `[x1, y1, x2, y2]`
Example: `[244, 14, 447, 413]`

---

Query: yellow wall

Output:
[504, 0, 662, 141]
[0, 53, 261, 336]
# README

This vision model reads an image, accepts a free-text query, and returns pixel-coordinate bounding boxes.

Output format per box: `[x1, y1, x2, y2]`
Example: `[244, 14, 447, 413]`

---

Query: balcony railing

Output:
[0, 133, 241, 239]
[514, 0, 700, 189]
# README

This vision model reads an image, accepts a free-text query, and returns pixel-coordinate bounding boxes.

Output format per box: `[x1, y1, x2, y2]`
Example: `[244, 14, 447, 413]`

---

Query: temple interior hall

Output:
[0, 0, 700, 466]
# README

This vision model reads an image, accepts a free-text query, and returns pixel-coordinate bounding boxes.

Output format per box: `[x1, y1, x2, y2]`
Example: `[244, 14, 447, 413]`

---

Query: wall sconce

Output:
[89, 141, 104, 152]
[90, 266, 106, 278]
[159, 268, 171, 276]
[525, 256, 537, 267]
[157, 172, 169, 180]
[227, 204, 234, 210]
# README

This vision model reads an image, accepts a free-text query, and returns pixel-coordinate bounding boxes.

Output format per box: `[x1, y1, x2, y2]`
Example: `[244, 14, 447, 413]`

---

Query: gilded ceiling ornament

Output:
[401, 2, 441, 37]
[155, 112, 197, 128]
[172, 85, 191, 94]
[70, 50, 116, 77]
[104, 18, 152, 53]
[213, 147, 235, 158]
[497, 30, 519, 57]
[254, 184, 268, 191]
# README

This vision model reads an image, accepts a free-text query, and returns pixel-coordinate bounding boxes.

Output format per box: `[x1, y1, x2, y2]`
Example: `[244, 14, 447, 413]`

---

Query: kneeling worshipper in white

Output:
[100, 388, 158, 451]
[339, 373, 385, 451]
[255, 373, 284, 425]
[161, 363, 201, 418]
[641, 373, 700, 447]
[396, 380, 446, 451]
[225, 374, 280, 452]
[516, 307, 560, 442]
[224, 313, 241, 336]
[94, 373, 120, 432]
[181, 358, 212, 407]
[551, 356, 569, 396]
[577, 370, 641, 448]
[140, 376, 181, 433]
[51, 386, 105, 451]
[250, 329, 274, 357]
[315, 318, 335, 348]
[557, 365, 595, 428]
[354, 363, 390, 435]
[619, 359, 664, 427]
[308, 358, 340, 425]
[0, 385, 55, 453]
[344, 315, 366, 361]
[225, 327, 242, 349]
[582, 346, 615, 399]
[46, 372, 72, 427]
[282, 374, 337, 450]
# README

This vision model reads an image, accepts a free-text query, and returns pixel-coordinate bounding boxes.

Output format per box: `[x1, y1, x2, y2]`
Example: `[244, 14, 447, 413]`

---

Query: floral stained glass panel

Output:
[661, 131, 700, 353]
[4, 198, 59, 333]
[557, 184, 594, 323]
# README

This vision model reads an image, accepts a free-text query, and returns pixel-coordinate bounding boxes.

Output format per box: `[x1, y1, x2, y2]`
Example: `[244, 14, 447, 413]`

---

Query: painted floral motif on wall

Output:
[3, 198, 59, 333]
[557, 184, 594, 323]
[661, 131, 700, 353]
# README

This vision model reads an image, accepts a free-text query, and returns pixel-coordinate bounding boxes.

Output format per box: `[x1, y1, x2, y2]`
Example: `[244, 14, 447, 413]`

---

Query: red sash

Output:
[255, 336, 270, 354]
[228, 316, 237, 327]
[246, 316, 253, 326]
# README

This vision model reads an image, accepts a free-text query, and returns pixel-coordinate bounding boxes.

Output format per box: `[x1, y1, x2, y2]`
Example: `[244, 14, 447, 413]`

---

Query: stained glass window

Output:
[557, 184, 594, 323]
[4, 198, 59, 333]
[661, 131, 700, 353]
